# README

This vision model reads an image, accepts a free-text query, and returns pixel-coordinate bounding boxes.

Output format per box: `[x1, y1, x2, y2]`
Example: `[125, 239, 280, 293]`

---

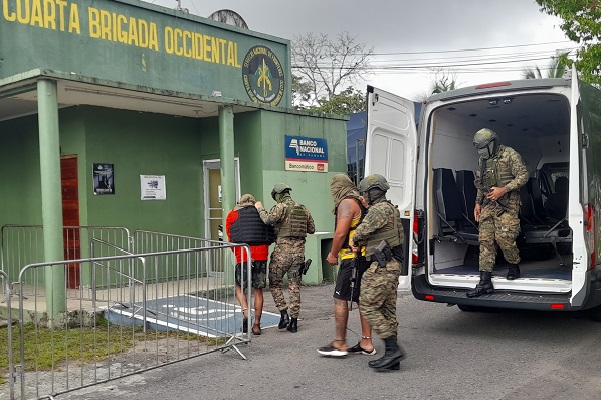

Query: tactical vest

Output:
[335, 196, 367, 251]
[480, 145, 515, 189]
[365, 201, 404, 257]
[230, 207, 276, 245]
[276, 200, 309, 238]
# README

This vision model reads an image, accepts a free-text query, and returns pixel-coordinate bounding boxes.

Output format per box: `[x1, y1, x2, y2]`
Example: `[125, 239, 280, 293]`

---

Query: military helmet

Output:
[473, 128, 498, 149]
[357, 174, 390, 193]
[271, 183, 291, 200]
[473, 128, 499, 159]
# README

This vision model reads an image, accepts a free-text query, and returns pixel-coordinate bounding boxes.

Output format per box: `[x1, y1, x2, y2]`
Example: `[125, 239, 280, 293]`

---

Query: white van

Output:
[365, 67, 601, 319]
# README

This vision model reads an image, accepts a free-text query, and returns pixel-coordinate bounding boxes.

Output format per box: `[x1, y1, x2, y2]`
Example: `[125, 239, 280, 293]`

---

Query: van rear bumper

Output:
[411, 275, 572, 311]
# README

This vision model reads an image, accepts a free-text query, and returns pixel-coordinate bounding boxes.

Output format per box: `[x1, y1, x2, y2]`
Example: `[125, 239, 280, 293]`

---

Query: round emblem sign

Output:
[242, 45, 285, 106]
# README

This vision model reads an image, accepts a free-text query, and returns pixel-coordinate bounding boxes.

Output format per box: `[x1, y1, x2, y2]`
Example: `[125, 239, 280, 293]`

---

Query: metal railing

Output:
[1, 225, 131, 299]
[1, 270, 15, 400]
[3, 243, 251, 400]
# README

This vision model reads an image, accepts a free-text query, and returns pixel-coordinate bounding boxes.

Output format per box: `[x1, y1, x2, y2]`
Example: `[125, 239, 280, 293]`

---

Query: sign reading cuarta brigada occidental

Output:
[284, 135, 328, 173]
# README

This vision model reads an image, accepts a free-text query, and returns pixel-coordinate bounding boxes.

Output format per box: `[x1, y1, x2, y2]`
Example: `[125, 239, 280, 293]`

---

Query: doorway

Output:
[203, 159, 240, 241]
[61, 155, 80, 289]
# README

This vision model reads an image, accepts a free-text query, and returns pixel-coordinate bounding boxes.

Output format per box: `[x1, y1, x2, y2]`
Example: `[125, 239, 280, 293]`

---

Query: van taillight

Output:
[585, 204, 596, 269]
[412, 209, 423, 265]
[475, 82, 512, 89]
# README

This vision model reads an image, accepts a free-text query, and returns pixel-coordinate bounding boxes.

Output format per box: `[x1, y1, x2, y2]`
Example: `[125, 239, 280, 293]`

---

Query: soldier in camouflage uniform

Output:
[467, 128, 528, 298]
[255, 183, 315, 333]
[353, 174, 406, 372]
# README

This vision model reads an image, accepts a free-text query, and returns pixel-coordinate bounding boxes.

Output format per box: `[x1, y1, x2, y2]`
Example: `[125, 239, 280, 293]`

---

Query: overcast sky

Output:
[147, 0, 575, 101]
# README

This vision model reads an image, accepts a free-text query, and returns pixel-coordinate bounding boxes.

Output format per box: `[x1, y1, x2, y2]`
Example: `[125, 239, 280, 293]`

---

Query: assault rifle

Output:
[481, 187, 511, 217]
[349, 253, 359, 311]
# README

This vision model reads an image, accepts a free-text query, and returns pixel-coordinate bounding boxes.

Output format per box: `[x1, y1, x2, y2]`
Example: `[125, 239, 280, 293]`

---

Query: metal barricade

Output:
[1, 225, 131, 299]
[1, 270, 15, 400]
[3, 243, 251, 400]
[132, 230, 226, 277]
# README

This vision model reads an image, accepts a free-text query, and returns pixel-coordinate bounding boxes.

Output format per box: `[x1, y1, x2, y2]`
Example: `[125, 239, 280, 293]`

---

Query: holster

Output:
[371, 246, 392, 267]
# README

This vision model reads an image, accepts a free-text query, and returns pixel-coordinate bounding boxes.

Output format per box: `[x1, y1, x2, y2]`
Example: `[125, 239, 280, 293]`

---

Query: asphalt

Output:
[61, 282, 418, 400]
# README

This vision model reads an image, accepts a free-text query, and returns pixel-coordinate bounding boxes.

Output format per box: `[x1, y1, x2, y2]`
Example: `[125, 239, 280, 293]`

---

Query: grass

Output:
[0, 318, 225, 386]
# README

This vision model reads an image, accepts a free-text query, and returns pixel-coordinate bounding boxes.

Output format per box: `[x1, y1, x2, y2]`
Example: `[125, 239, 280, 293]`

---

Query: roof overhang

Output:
[0, 69, 268, 121]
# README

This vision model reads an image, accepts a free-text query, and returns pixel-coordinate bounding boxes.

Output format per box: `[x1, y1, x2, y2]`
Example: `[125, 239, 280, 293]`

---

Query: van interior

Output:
[427, 92, 572, 293]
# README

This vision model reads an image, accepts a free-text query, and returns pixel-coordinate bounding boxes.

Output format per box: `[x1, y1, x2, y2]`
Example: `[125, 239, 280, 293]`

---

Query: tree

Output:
[414, 69, 461, 101]
[523, 52, 571, 79]
[309, 86, 366, 114]
[536, 1, 601, 84]
[291, 31, 374, 109]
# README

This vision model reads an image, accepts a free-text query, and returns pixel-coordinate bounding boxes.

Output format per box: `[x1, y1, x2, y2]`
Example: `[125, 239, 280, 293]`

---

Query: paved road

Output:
[64, 283, 601, 400]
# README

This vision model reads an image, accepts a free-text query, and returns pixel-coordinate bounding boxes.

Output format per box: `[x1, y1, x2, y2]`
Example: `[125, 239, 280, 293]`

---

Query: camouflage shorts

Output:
[234, 261, 267, 289]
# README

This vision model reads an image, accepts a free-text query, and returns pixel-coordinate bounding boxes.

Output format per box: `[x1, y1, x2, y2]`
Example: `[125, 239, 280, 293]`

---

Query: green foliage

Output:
[536, 0, 601, 84]
[523, 52, 571, 79]
[307, 86, 366, 115]
[430, 69, 460, 94]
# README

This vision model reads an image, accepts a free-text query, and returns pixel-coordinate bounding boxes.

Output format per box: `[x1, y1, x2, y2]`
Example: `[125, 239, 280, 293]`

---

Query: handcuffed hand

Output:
[326, 252, 338, 266]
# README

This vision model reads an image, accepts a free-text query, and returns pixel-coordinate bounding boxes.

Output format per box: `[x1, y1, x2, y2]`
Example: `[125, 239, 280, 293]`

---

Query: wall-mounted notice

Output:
[140, 175, 166, 200]
[93, 163, 115, 195]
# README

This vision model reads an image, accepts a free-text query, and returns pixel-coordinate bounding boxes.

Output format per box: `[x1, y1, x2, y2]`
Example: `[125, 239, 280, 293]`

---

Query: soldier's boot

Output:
[287, 317, 298, 333]
[368, 336, 406, 370]
[506, 264, 521, 280]
[466, 271, 494, 298]
[278, 310, 289, 329]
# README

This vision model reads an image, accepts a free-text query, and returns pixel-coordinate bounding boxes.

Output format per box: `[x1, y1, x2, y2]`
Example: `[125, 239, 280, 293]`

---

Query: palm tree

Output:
[523, 52, 571, 79]
[429, 69, 460, 94]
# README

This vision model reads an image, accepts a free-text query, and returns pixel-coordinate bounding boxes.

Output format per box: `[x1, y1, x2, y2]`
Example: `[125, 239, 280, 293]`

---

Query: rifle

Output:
[481, 187, 511, 217]
[349, 253, 359, 311]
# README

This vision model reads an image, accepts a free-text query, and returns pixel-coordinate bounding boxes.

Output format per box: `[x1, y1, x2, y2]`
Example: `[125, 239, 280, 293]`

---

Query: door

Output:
[203, 159, 241, 241]
[365, 86, 418, 290]
[61, 156, 80, 289]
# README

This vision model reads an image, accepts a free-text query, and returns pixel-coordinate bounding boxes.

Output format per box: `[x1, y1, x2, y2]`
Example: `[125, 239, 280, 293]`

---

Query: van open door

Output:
[365, 86, 418, 290]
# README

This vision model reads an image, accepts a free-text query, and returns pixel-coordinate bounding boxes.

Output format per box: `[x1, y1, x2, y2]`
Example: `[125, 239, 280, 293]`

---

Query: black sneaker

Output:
[317, 344, 348, 357]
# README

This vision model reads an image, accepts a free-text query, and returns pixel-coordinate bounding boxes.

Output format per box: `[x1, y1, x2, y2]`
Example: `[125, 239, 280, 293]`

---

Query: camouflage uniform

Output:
[257, 196, 315, 318]
[354, 198, 404, 339]
[475, 144, 528, 272]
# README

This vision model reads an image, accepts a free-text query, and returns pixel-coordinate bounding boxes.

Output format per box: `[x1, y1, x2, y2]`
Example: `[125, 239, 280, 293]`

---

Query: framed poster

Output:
[93, 163, 115, 195]
[140, 175, 166, 200]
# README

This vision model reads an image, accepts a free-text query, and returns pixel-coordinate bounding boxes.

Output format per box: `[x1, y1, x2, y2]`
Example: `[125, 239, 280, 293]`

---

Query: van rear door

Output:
[365, 86, 418, 290]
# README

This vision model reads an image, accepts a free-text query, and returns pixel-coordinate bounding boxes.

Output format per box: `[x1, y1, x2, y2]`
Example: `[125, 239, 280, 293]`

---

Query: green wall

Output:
[256, 111, 348, 233]
[0, 115, 42, 226]
[82, 106, 205, 236]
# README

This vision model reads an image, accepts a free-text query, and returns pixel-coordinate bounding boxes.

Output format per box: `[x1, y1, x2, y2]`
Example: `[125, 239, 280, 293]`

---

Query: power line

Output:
[370, 40, 574, 56]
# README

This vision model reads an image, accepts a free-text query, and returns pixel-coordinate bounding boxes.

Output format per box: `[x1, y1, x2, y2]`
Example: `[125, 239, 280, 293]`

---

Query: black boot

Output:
[507, 264, 520, 280]
[287, 317, 298, 333]
[278, 310, 289, 329]
[368, 336, 406, 370]
[466, 271, 494, 298]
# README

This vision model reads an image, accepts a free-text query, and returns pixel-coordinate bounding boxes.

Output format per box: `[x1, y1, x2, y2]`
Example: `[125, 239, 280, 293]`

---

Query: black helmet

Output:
[358, 174, 390, 193]
[271, 183, 291, 200]
[473, 128, 499, 159]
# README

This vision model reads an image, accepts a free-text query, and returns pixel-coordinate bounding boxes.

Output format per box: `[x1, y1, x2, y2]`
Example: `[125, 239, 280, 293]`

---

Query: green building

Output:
[0, 0, 346, 289]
